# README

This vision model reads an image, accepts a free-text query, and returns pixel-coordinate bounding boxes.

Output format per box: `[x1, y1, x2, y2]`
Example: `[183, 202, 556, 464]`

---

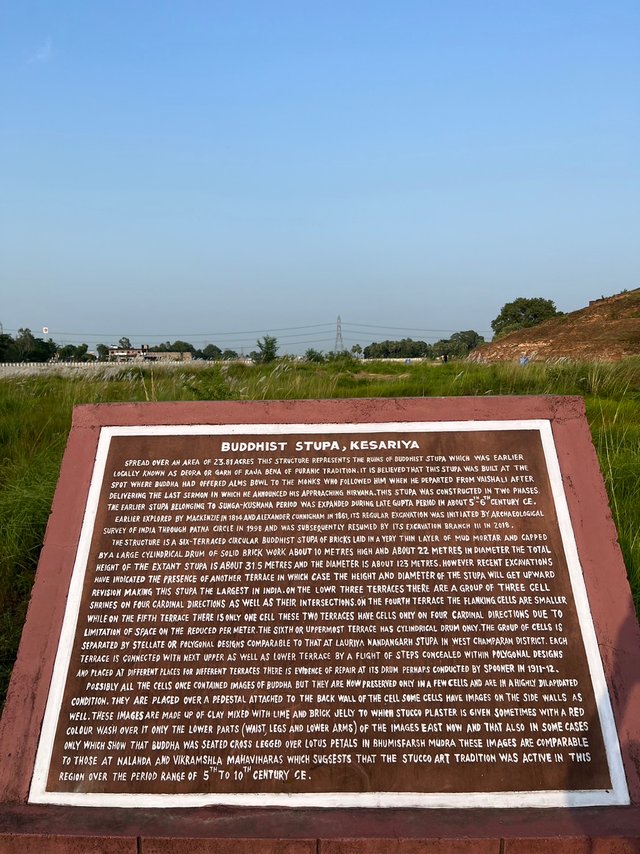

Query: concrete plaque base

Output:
[1, 397, 639, 851]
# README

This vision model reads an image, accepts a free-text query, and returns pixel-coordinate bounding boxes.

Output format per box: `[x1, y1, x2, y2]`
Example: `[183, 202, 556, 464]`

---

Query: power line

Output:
[4, 322, 336, 340]
[3, 319, 492, 339]
[3, 319, 491, 349]
[342, 322, 492, 335]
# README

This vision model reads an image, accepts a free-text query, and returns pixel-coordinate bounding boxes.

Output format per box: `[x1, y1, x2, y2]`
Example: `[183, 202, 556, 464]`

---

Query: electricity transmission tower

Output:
[334, 316, 344, 353]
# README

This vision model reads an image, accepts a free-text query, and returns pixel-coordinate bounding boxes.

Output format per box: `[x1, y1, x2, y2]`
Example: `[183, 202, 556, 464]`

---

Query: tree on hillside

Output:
[251, 335, 278, 363]
[491, 297, 561, 338]
[433, 330, 485, 359]
[363, 338, 432, 359]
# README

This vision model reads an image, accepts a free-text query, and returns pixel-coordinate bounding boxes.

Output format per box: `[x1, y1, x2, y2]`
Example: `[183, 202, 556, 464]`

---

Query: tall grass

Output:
[1, 358, 639, 707]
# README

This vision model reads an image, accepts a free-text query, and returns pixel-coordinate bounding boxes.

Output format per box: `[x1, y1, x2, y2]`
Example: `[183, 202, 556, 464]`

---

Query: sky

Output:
[1, 1, 638, 355]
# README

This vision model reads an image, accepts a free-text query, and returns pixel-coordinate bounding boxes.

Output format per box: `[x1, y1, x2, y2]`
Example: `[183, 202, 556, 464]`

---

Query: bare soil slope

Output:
[471, 290, 640, 363]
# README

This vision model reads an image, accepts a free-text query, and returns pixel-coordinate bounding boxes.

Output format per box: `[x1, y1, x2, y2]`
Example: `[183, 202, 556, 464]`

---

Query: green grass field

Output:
[2, 357, 639, 708]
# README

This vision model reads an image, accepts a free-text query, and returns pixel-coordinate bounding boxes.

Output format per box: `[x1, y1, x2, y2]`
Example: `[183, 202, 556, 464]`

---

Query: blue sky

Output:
[1, 1, 638, 354]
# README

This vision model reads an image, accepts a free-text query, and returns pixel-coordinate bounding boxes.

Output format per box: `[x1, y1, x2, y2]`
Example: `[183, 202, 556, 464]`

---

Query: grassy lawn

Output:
[1, 357, 639, 708]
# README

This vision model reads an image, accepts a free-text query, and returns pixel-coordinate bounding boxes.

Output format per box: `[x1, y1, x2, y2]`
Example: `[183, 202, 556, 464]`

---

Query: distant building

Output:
[107, 345, 192, 363]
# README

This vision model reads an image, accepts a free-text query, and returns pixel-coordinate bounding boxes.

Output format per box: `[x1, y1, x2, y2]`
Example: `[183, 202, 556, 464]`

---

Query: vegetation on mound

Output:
[474, 289, 640, 363]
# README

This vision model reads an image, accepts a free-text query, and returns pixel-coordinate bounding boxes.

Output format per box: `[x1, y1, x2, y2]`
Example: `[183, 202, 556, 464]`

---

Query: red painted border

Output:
[1, 397, 639, 849]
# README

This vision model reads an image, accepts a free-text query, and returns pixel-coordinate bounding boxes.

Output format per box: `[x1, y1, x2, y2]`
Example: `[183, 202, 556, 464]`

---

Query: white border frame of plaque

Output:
[30, 420, 629, 808]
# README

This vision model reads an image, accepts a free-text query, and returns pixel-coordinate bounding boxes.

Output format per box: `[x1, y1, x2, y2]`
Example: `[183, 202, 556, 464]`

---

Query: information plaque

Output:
[29, 417, 628, 808]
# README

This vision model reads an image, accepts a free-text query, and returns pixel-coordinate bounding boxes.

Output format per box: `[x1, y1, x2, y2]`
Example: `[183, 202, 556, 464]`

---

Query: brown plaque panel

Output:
[27, 417, 627, 808]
